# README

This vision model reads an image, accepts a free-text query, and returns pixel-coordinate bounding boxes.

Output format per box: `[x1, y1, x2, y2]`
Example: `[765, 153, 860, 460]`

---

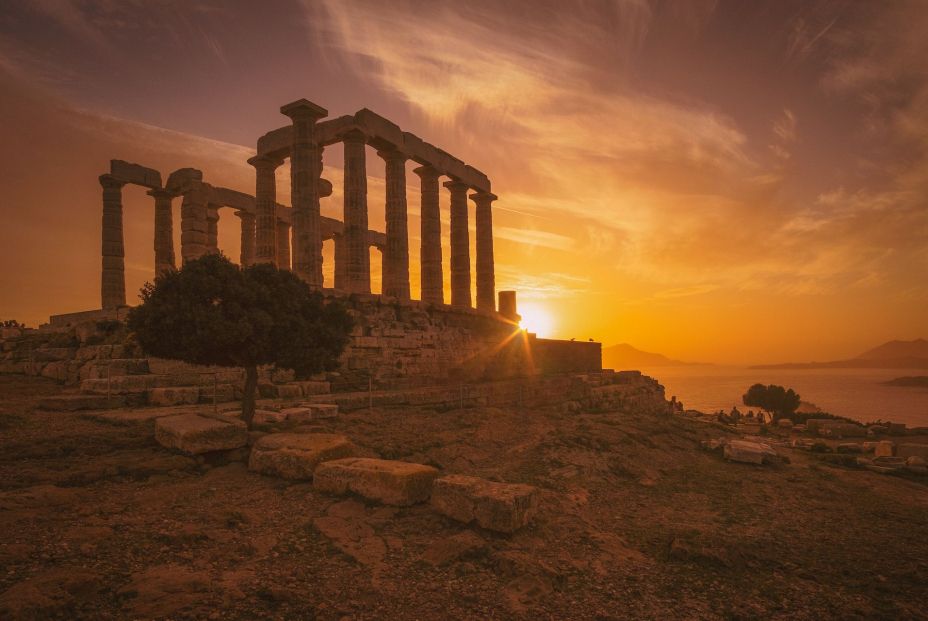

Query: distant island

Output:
[752, 338, 928, 370]
[884, 376, 928, 388]
[602, 343, 708, 369]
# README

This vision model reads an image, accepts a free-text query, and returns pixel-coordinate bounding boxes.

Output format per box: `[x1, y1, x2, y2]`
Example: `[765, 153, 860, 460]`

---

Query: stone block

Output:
[874, 440, 895, 457]
[249, 433, 356, 480]
[198, 383, 235, 403]
[274, 384, 302, 399]
[298, 380, 331, 395]
[430, 474, 539, 533]
[290, 403, 339, 420]
[253, 409, 287, 425]
[154, 413, 247, 455]
[896, 444, 928, 460]
[723, 440, 779, 465]
[148, 386, 200, 407]
[314, 458, 439, 506]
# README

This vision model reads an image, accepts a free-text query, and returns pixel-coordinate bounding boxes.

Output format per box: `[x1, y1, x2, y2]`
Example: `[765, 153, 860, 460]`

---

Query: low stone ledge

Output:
[430, 474, 538, 533]
[37, 394, 127, 411]
[313, 458, 439, 506]
[249, 433, 356, 480]
[154, 413, 247, 455]
[148, 386, 199, 407]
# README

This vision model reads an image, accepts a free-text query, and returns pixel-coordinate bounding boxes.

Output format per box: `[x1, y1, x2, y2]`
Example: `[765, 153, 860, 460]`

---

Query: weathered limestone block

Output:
[314, 458, 439, 506]
[430, 474, 539, 533]
[81, 375, 160, 395]
[154, 413, 247, 455]
[148, 387, 200, 407]
[253, 409, 287, 425]
[249, 433, 356, 480]
[80, 358, 150, 380]
[298, 380, 330, 395]
[723, 440, 779, 465]
[275, 384, 302, 399]
[874, 440, 895, 457]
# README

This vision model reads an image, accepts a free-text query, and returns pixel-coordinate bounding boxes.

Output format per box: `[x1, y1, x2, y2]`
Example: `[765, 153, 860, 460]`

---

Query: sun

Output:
[518, 303, 554, 337]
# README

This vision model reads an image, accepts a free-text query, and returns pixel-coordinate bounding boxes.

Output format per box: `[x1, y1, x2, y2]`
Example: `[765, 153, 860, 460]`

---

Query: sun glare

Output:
[518, 303, 554, 337]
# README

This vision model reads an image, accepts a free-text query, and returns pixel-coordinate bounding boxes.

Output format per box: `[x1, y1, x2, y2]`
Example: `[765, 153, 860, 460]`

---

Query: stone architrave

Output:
[342, 129, 370, 293]
[281, 99, 328, 287]
[444, 179, 471, 308]
[148, 189, 176, 276]
[180, 183, 209, 264]
[415, 165, 443, 305]
[276, 221, 291, 270]
[100, 174, 127, 309]
[471, 191, 497, 312]
[237, 211, 255, 266]
[206, 206, 220, 254]
[248, 155, 281, 266]
[378, 148, 410, 300]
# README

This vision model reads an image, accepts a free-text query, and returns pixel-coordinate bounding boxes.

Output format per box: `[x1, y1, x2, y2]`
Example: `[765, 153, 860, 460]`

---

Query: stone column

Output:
[100, 174, 126, 309]
[248, 155, 281, 266]
[206, 206, 220, 254]
[281, 99, 328, 287]
[343, 130, 370, 293]
[378, 148, 410, 300]
[276, 221, 291, 270]
[237, 211, 255, 267]
[415, 166, 443, 305]
[333, 233, 347, 291]
[444, 179, 471, 308]
[148, 188, 175, 277]
[471, 191, 497, 312]
[180, 184, 209, 263]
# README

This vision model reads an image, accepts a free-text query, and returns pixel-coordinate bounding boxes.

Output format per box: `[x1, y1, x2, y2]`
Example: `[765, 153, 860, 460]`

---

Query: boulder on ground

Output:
[37, 394, 126, 411]
[249, 433, 356, 480]
[148, 386, 199, 407]
[253, 409, 287, 425]
[274, 384, 302, 399]
[314, 458, 439, 506]
[155, 413, 247, 455]
[430, 474, 539, 533]
[724, 439, 780, 465]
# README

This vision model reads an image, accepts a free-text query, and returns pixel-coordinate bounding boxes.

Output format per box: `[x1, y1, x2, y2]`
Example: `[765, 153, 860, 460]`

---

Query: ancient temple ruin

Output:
[98, 99, 498, 315]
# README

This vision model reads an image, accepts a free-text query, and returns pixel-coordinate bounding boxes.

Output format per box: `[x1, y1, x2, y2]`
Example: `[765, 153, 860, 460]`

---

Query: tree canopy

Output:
[742, 383, 801, 421]
[127, 254, 353, 426]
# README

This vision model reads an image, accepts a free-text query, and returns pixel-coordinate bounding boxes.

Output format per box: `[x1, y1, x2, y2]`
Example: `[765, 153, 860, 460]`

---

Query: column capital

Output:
[413, 165, 440, 180]
[376, 147, 408, 163]
[146, 188, 175, 200]
[341, 128, 368, 144]
[469, 191, 498, 205]
[206, 205, 220, 221]
[247, 155, 283, 170]
[443, 179, 469, 192]
[99, 174, 126, 190]
[280, 98, 328, 120]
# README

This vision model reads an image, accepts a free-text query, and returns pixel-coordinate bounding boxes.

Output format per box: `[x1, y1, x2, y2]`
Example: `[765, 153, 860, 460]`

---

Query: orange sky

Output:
[1, 0, 926, 365]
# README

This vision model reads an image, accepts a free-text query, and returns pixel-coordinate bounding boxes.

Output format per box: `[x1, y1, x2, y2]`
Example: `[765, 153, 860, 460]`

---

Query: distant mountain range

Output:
[602, 343, 707, 369]
[751, 338, 928, 370]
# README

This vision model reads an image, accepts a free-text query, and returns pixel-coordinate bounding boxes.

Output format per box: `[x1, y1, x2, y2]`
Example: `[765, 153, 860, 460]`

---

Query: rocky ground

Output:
[1, 375, 927, 620]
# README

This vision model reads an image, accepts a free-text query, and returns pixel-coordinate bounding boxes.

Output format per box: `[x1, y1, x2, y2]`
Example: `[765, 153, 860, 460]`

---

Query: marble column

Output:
[281, 99, 328, 287]
[444, 179, 471, 308]
[471, 191, 497, 312]
[206, 206, 220, 254]
[333, 233, 347, 291]
[148, 188, 176, 277]
[237, 211, 255, 267]
[180, 184, 209, 264]
[276, 221, 291, 270]
[99, 174, 126, 309]
[414, 165, 442, 305]
[378, 148, 410, 300]
[342, 130, 370, 293]
[248, 155, 281, 266]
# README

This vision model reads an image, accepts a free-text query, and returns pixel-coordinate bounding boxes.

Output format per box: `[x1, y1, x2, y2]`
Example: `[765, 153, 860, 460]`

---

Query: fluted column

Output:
[471, 191, 497, 312]
[180, 184, 208, 263]
[148, 188, 175, 277]
[237, 211, 255, 267]
[378, 148, 410, 300]
[281, 99, 328, 287]
[343, 130, 370, 293]
[444, 179, 471, 308]
[100, 174, 126, 309]
[276, 221, 291, 270]
[248, 155, 281, 266]
[415, 166, 443, 305]
[333, 233, 347, 291]
[206, 206, 220, 254]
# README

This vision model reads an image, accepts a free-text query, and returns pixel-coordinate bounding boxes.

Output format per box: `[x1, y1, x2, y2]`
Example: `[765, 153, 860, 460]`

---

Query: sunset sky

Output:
[1, 0, 926, 365]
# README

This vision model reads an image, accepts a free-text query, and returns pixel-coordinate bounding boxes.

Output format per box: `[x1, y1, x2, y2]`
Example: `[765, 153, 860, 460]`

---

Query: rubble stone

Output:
[154, 413, 247, 455]
[314, 458, 439, 506]
[430, 474, 539, 533]
[249, 433, 356, 480]
[723, 439, 779, 465]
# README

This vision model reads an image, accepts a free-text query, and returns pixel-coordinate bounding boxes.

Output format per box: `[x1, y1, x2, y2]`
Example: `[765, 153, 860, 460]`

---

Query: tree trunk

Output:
[242, 365, 258, 429]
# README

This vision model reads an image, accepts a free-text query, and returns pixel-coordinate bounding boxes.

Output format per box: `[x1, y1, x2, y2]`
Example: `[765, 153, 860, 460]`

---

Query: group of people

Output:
[716, 406, 767, 425]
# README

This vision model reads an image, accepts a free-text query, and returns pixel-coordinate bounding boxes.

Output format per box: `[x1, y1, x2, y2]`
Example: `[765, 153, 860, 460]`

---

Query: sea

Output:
[639, 366, 928, 428]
